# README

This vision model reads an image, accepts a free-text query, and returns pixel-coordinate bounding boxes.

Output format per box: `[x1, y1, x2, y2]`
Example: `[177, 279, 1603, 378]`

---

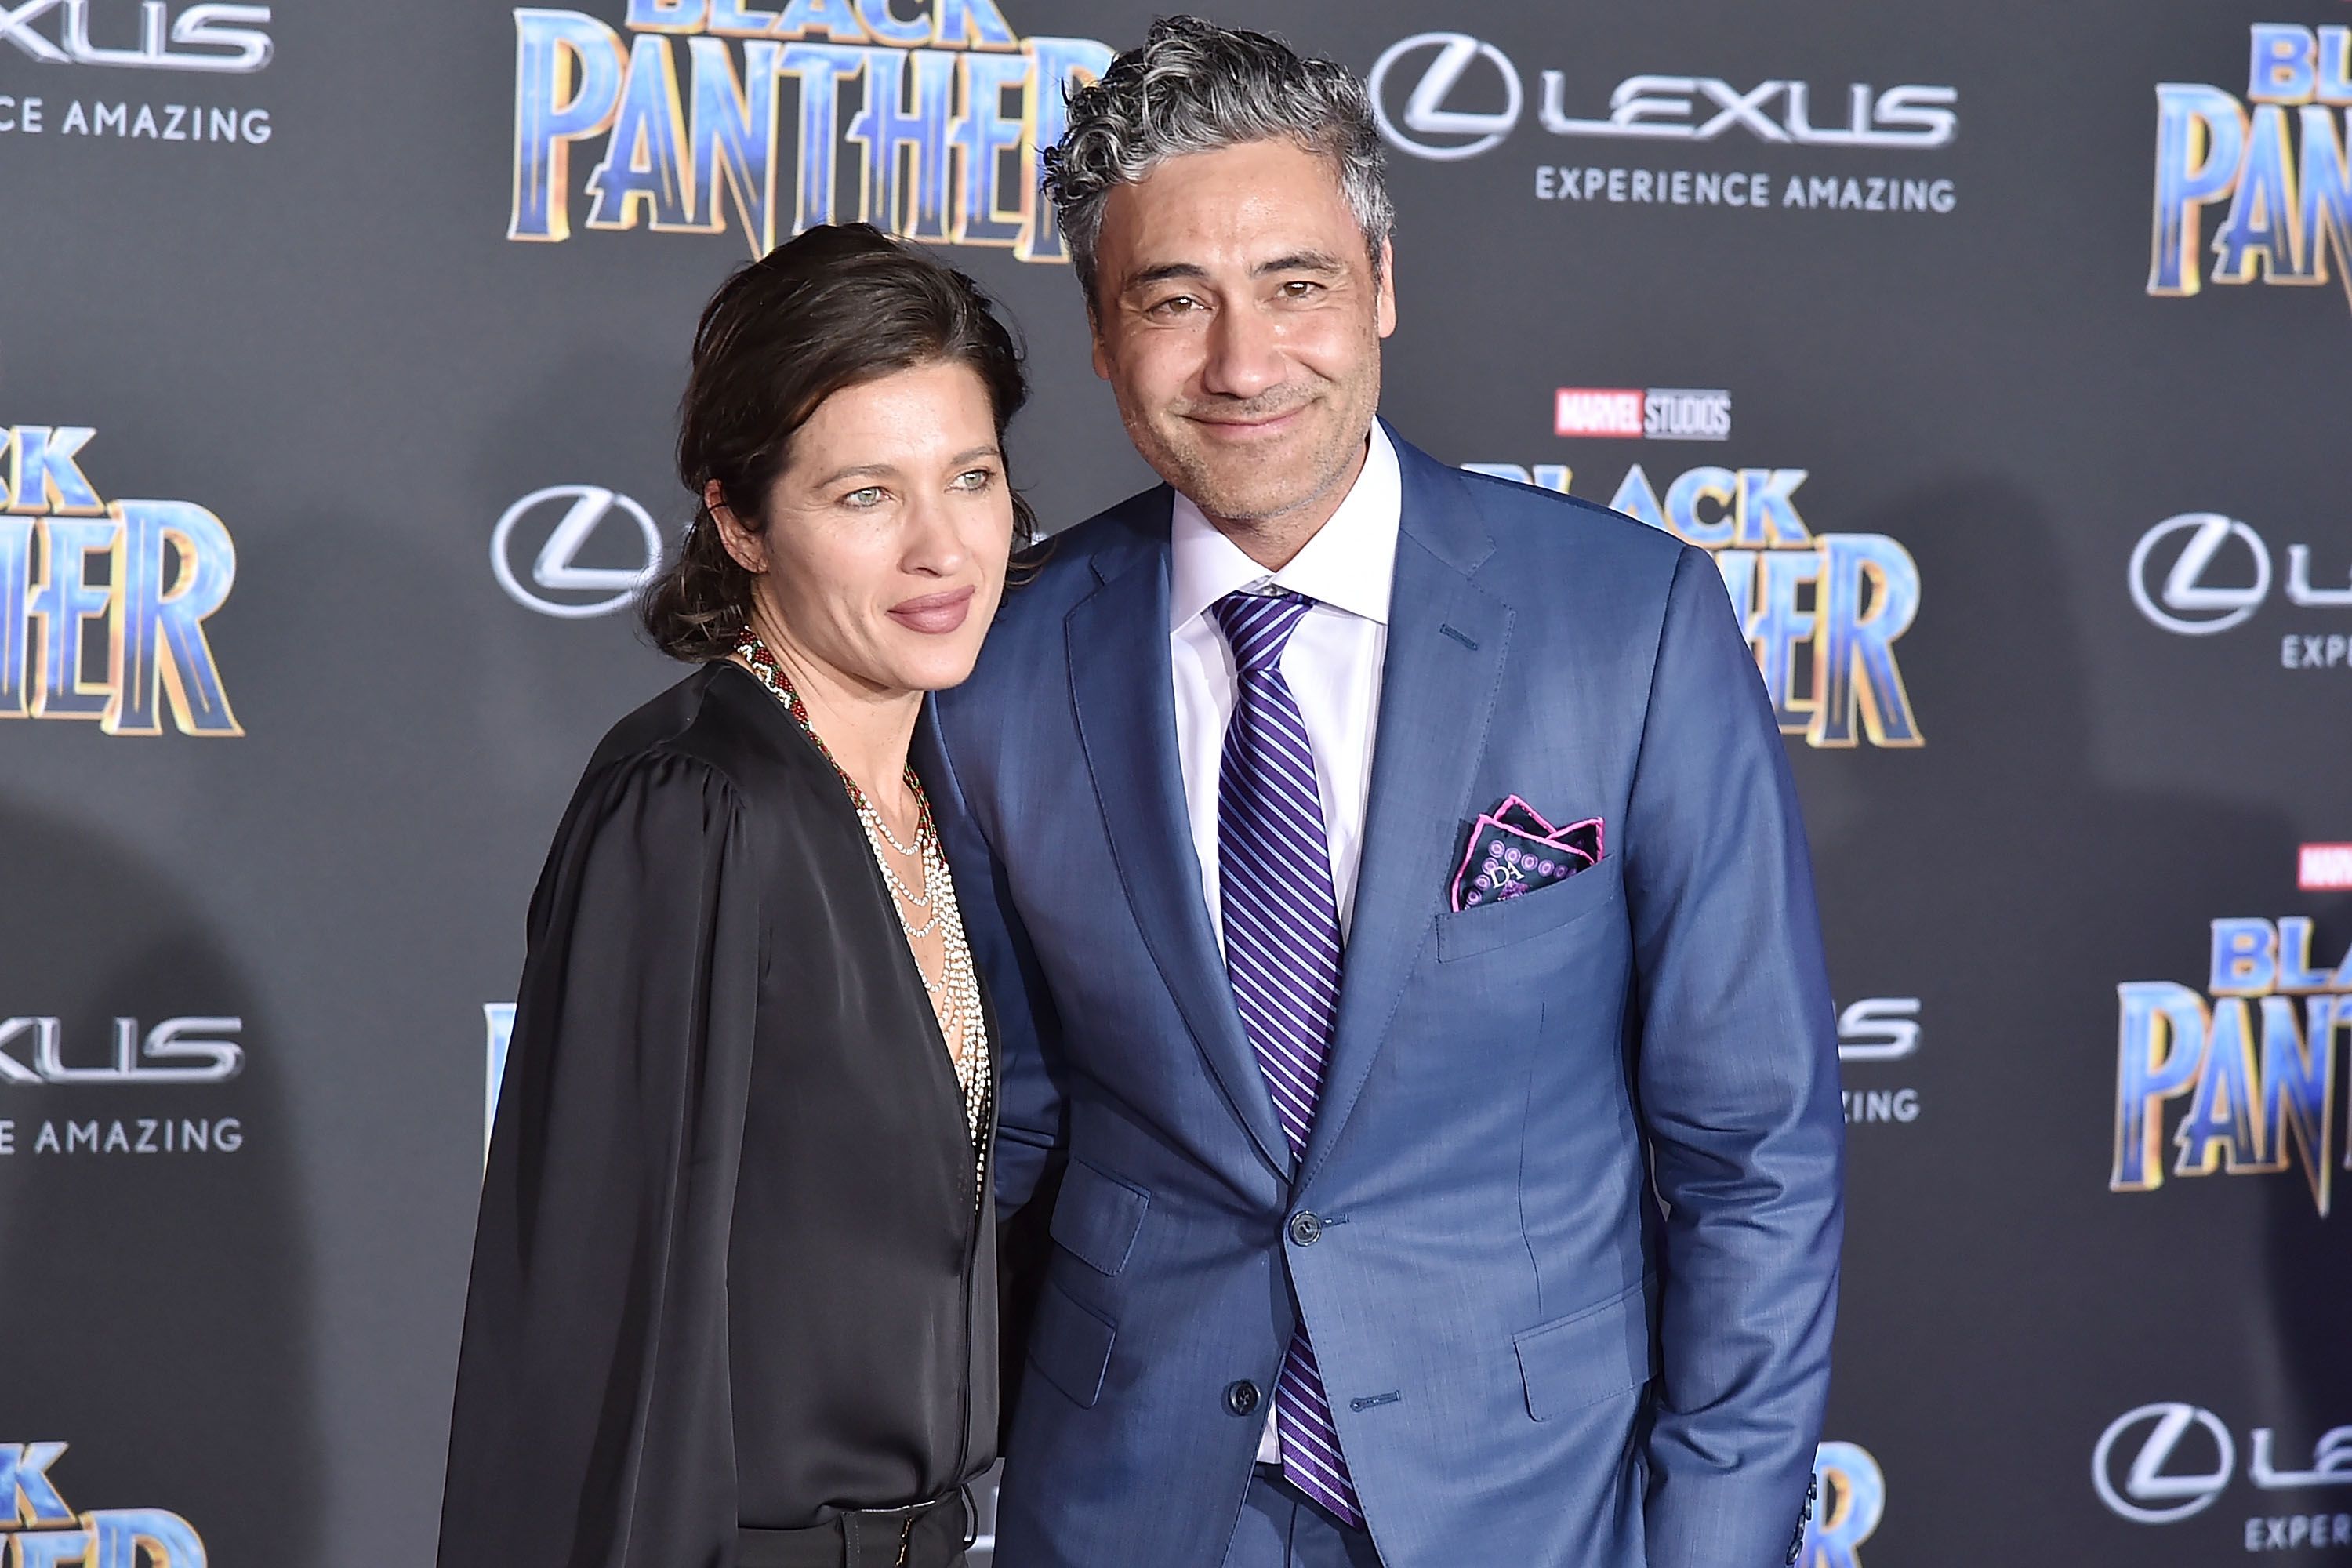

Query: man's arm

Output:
[926, 715, 1070, 1214]
[1621, 546, 1846, 1568]
[924, 708, 1073, 1442]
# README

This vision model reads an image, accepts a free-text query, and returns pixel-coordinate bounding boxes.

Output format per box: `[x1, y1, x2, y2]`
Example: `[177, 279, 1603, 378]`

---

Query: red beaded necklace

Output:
[734, 634, 935, 844]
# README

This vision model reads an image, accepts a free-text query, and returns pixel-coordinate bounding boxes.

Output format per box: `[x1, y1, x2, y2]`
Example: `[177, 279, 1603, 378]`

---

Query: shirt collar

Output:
[1167, 421, 1402, 634]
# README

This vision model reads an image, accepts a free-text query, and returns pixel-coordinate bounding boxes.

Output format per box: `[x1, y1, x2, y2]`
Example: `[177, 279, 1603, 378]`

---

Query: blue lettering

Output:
[1799, 1443, 1886, 1568]
[586, 34, 695, 230]
[779, 42, 864, 232]
[2114, 982, 2210, 1191]
[109, 500, 240, 737]
[1018, 37, 1113, 261]
[2149, 84, 2245, 295]
[1814, 534, 1922, 747]
[846, 45, 956, 240]
[510, 11, 628, 242]
[953, 49, 1029, 245]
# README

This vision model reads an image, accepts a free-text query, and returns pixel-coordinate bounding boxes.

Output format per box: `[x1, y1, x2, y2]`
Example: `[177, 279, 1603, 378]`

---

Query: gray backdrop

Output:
[4, 1, 2349, 1563]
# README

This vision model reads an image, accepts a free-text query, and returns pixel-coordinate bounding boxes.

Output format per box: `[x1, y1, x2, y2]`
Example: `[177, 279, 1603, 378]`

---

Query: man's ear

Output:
[1375, 239, 1398, 339]
[1088, 297, 1113, 382]
[706, 480, 767, 575]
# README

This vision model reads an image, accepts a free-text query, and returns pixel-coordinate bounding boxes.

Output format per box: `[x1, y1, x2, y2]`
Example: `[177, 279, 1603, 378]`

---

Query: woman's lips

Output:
[887, 586, 975, 634]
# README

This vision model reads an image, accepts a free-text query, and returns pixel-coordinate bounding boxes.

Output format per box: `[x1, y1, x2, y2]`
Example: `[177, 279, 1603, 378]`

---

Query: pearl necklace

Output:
[734, 638, 992, 1160]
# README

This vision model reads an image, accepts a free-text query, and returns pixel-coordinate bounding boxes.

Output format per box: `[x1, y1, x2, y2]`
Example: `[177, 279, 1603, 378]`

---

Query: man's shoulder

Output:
[995, 484, 1171, 622]
[1448, 463, 1686, 575]
[947, 483, 1169, 720]
[1385, 433, 1690, 609]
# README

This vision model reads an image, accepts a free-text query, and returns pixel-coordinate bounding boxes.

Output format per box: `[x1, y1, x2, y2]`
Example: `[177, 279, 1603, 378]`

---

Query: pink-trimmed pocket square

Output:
[1450, 795, 1605, 913]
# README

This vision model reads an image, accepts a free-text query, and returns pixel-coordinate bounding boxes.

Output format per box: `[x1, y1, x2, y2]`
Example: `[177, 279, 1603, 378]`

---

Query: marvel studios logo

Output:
[1554, 387, 1732, 441]
[2303, 844, 2352, 891]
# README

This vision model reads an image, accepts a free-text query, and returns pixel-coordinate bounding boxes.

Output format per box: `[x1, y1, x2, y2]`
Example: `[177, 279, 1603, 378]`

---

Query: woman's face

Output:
[717, 359, 1014, 698]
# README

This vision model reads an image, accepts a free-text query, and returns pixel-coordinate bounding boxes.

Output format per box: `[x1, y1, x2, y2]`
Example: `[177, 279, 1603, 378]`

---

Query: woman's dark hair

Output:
[641, 223, 1036, 660]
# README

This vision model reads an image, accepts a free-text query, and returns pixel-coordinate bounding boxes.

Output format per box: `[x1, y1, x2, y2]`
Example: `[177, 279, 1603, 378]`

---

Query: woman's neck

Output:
[743, 619, 923, 831]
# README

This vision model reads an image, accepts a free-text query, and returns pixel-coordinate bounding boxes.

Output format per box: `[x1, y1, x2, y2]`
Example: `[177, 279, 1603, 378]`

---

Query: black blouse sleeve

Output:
[439, 751, 760, 1568]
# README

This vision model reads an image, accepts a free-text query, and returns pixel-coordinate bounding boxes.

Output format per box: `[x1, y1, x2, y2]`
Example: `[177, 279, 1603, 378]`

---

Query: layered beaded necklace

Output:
[735, 636, 991, 1164]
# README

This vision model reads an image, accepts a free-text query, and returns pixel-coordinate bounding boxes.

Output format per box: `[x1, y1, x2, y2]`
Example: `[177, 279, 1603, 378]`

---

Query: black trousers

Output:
[736, 1490, 972, 1568]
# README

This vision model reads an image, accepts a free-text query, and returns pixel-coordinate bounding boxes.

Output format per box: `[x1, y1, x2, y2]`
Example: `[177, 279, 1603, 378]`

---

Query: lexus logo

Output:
[0, 1016, 244, 1084]
[1369, 34, 1958, 162]
[2129, 514, 2271, 635]
[1369, 32, 1523, 161]
[2129, 513, 2352, 636]
[492, 485, 662, 619]
[2092, 1403, 2234, 1523]
[0, 0, 275, 74]
[1835, 997, 1920, 1062]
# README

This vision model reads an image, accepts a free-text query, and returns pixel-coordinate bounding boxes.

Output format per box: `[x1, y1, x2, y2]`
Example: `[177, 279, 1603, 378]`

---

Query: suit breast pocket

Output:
[1436, 856, 1624, 963]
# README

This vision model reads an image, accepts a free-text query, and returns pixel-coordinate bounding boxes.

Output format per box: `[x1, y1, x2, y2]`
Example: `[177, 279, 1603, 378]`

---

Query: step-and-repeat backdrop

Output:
[4, 1, 2347, 1563]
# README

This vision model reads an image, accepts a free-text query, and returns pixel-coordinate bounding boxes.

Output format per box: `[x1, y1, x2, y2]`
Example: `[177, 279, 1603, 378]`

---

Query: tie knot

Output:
[1214, 590, 1312, 674]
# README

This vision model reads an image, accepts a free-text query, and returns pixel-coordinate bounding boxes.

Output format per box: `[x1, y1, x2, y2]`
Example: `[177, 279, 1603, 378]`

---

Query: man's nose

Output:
[1199, 302, 1286, 401]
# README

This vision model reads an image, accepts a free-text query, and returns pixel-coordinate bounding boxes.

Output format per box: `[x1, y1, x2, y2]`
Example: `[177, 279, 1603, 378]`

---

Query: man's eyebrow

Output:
[1123, 262, 1210, 292]
[1254, 250, 1346, 277]
[1121, 252, 1348, 294]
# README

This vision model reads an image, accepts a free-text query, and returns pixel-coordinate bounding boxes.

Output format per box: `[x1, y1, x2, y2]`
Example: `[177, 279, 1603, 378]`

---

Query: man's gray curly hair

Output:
[1041, 15, 1395, 306]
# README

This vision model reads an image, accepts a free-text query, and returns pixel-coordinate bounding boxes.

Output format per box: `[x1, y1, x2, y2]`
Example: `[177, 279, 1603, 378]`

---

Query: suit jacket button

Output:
[1225, 1380, 1261, 1417]
[1289, 1211, 1323, 1246]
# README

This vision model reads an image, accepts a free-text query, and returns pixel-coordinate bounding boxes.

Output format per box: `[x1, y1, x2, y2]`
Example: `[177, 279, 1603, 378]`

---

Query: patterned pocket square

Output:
[1450, 795, 1605, 913]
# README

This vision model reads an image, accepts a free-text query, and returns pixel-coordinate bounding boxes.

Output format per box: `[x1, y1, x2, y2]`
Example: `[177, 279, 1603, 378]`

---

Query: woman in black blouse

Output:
[438, 224, 1031, 1568]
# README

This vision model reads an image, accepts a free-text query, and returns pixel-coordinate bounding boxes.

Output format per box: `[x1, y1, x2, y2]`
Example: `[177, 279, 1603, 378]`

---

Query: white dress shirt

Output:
[1171, 422, 1400, 945]
[1167, 422, 1403, 1464]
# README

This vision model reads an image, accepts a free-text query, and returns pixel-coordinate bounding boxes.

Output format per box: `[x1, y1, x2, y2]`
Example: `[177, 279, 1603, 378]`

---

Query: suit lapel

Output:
[1304, 438, 1511, 1178]
[1066, 499, 1291, 1177]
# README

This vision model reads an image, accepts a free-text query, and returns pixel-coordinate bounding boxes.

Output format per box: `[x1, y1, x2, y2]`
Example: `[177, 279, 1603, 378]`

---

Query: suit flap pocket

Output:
[1438, 857, 1623, 963]
[1514, 1277, 1653, 1421]
[1029, 1278, 1116, 1409]
[1047, 1156, 1150, 1276]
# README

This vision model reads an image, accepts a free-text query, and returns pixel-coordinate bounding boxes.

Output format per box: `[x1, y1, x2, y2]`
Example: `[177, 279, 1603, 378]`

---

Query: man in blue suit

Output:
[927, 18, 1844, 1567]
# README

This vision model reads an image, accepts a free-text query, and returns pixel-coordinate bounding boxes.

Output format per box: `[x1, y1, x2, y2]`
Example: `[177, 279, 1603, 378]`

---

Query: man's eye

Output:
[1149, 295, 1200, 317]
[1278, 279, 1324, 299]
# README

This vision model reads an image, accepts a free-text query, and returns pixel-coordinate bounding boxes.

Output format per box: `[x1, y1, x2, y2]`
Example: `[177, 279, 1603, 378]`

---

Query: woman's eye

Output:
[952, 468, 997, 492]
[842, 486, 887, 509]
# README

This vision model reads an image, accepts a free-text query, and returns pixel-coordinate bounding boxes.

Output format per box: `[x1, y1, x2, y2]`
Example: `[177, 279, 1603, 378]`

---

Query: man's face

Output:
[1088, 139, 1396, 532]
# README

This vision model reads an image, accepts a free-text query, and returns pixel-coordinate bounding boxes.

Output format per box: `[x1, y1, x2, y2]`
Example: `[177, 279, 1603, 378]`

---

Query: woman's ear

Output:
[707, 480, 768, 575]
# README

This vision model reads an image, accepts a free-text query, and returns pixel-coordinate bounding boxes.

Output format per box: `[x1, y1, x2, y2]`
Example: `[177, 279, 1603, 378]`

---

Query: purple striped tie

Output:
[1213, 589, 1364, 1530]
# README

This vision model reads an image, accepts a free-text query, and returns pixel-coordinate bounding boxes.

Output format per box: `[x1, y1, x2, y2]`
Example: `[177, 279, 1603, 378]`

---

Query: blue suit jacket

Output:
[926, 428, 1844, 1568]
